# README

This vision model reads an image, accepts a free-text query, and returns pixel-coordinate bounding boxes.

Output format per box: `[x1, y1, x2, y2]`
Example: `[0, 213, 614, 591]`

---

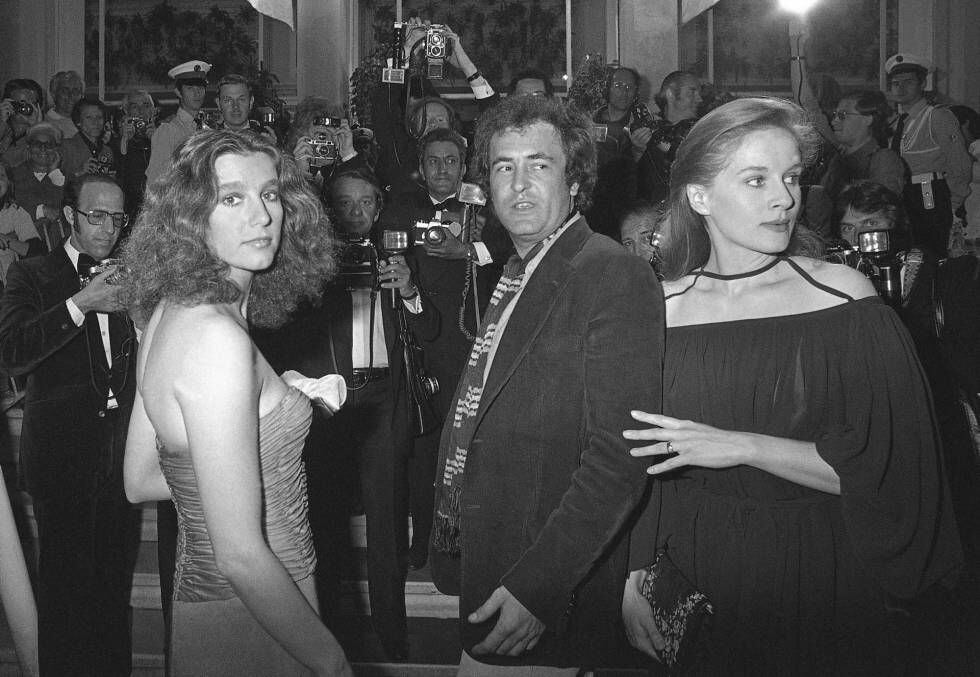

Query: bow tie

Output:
[77, 253, 98, 276]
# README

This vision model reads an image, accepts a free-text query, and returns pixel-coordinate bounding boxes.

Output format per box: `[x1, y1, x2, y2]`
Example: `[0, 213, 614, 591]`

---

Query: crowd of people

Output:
[0, 15, 977, 677]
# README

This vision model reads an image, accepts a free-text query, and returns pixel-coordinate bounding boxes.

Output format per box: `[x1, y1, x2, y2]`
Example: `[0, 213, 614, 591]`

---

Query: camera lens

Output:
[424, 226, 447, 246]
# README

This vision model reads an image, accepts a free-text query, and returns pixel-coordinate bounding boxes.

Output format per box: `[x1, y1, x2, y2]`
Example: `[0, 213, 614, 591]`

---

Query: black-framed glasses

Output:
[75, 209, 129, 230]
[830, 110, 870, 122]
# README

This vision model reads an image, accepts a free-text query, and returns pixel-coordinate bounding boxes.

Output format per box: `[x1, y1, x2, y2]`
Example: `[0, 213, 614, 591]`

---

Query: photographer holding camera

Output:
[61, 97, 116, 180]
[287, 97, 372, 195]
[385, 127, 512, 570]
[371, 18, 496, 197]
[256, 168, 434, 661]
[831, 180, 980, 558]
[114, 89, 157, 219]
[0, 174, 139, 675]
[0, 78, 45, 167]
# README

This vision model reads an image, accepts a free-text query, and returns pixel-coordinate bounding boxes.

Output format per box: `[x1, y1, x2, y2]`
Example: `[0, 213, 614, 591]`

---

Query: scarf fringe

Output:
[433, 485, 462, 556]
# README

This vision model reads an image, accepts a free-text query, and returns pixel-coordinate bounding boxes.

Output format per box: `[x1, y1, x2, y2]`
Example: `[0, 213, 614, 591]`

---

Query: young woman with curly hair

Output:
[121, 130, 352, 676]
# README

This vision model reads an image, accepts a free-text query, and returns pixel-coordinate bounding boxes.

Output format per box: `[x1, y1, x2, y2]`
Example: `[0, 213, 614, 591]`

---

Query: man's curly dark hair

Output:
[121, 130, 337, 328]
[468, 95, 596, 211]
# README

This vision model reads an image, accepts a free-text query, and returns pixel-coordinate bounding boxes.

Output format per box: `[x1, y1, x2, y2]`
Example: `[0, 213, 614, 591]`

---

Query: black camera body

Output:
[338, 235, 379, 291]
[309, 116, 346, 167]
[825, 230, 902, 305]
[11, 100, 34, 117]
[413, 218, 462, 246]
[425, 25, 449, 79]
[79, 258, 125, 288]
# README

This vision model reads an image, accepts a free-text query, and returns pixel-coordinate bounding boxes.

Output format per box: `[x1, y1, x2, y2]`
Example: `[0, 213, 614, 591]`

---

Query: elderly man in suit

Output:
[0, 174, 140, 675]
[428, 95, 664, 674]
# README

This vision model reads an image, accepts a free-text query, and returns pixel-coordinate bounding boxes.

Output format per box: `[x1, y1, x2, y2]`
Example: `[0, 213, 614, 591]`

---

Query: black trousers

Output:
[305, 373, 411, 655]
[32, 410, 141, 677]
[904, 177, 953, 257]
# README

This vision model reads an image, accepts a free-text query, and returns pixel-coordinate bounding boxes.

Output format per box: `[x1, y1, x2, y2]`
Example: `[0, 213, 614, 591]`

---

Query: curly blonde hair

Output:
[121, 130, 338, 328]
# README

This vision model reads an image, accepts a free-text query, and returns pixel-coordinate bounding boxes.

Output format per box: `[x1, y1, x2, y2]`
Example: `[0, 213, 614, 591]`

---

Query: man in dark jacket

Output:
[0, 174, 139, 675]
[428, 94, 664, 673]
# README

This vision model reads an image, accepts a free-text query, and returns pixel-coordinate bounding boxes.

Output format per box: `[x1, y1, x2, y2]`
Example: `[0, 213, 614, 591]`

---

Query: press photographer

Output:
[0, 174, 139, 676]
[254, 168, 435, 661]
[370, 17, 497, 196]
[288, 98, 373, 192]
[384, 126, 513, 569]
[831, 180, 980, 554]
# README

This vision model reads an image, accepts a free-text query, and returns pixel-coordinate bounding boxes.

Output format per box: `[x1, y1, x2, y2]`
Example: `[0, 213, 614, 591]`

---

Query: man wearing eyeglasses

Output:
[9, 123, 67, 248]
[0, 173, 140, 676]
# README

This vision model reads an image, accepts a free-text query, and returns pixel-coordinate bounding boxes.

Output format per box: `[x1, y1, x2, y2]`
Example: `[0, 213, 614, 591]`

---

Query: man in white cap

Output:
[145, 60, 210, 184]
[885, 52, 971, 256]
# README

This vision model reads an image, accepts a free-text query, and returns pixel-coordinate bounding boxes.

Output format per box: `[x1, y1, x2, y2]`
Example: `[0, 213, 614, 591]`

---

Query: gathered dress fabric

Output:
[159, 387, 318, 676]
[630, 295, 963, 675]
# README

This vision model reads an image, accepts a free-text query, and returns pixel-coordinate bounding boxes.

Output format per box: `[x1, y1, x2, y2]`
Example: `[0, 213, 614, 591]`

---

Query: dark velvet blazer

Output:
[429, 217, 665, 668]
[0, 247, 136, 501]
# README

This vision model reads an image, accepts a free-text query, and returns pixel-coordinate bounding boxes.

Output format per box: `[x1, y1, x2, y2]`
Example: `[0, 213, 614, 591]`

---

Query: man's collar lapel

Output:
[473, 218, 592, 427]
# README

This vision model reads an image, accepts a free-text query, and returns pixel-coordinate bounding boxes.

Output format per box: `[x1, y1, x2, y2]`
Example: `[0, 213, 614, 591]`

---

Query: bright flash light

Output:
[779, 0, 819, 14]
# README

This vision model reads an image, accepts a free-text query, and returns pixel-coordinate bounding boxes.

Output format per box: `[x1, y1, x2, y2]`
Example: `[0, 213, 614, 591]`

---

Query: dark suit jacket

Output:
[0, 247, 136, 502]
[256, 280, 437, 428]
[382, 188, 506, 419]
[429, 218, 665, 667]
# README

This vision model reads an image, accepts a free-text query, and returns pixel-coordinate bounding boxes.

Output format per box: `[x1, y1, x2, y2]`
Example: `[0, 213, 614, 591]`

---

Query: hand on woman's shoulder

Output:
[789, 256, 877, 300]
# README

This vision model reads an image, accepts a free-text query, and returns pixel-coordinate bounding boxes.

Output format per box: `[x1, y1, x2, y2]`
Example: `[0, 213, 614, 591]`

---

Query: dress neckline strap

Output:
[699, 256, 783, 280]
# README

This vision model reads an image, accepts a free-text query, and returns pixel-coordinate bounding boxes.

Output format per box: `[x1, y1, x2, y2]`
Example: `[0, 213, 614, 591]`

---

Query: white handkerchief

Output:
[281, 371, 348, 415]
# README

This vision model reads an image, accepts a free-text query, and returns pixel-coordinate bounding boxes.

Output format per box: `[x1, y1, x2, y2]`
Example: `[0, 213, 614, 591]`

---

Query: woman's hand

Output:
[623, 569, 664, 660]
[623, 411, 753, 475]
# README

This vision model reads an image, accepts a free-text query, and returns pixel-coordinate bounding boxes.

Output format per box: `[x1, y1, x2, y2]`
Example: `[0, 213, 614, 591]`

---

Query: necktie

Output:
[890, 113, 908, 153]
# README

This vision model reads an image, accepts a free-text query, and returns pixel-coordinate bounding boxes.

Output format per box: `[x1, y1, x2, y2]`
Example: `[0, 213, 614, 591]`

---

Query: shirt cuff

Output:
[470, 80, 495, 100]
[340, 150, 358, 163]
[472, 242, 492, 266]
[402, 294, 423, 314]
[65, 297, 85, 326]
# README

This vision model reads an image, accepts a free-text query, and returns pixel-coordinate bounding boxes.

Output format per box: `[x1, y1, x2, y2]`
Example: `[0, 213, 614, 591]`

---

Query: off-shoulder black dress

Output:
[629, 262, 962, 675]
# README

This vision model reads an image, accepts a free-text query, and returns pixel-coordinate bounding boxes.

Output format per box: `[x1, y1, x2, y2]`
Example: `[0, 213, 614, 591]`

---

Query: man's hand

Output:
[335, 120, 355, 159]
[469, 586, 545, 657]
[292, 136, 315, 175]
[423, 226, 469, 259]
[629, 127, 653, 159]
[72, 266, 127, 314]
[379, 254, 416, 297]
[0, 100, 13, 127]
[443, 26, 476, 76]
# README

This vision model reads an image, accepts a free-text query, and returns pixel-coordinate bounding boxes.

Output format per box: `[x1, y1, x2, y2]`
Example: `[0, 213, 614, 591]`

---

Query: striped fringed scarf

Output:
[432, 248, 539, 556]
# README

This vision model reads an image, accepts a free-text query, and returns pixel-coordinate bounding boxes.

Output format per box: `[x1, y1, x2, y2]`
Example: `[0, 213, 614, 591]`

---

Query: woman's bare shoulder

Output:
[788, 256, 877, 300]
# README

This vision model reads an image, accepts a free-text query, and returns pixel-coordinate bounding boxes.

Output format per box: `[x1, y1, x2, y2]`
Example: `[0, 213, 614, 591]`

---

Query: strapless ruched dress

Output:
[159, 387, 317, 676]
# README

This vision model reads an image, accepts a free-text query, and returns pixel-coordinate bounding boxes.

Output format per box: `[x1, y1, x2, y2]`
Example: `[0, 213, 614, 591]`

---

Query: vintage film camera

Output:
[410, 182, 486, 246]
[11, 100, 34, 117]
[338, 233, 379, 291]
[424, 24, 449, 79]
[308, 116, 343, 167]
[412, 216, 463, 247]
[825, 230, 902, 305]
[79, 258, 125, 288]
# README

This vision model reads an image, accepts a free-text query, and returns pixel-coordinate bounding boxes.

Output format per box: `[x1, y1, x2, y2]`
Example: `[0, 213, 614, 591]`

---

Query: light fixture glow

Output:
[779, 0, 819, 14]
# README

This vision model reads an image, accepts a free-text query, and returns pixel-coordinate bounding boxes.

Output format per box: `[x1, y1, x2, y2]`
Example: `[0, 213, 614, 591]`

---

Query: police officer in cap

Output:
[886, 52, 972, 256]
[145, 60, 211, 184]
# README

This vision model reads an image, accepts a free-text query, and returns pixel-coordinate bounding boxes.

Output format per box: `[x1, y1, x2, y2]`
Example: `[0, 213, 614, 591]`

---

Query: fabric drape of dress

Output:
[629, 296, 962, 675]
[160, 387, 318, 676]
